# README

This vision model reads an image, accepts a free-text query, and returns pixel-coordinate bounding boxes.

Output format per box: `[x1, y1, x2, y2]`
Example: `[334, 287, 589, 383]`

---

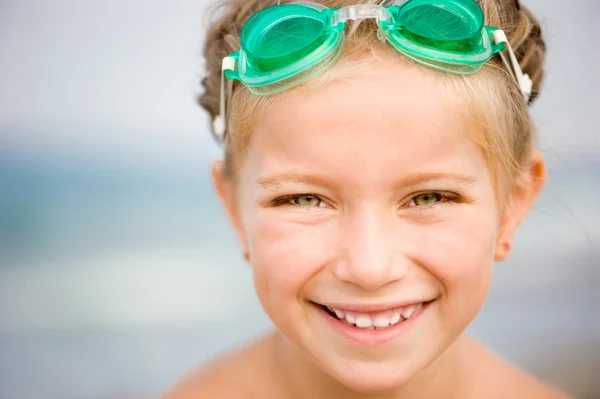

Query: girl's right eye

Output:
[272, 194, 325, 208]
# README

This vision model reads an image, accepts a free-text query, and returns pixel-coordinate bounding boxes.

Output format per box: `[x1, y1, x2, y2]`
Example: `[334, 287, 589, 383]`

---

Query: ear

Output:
[494, 149, 546, 261]
[211, 161, 250, 260]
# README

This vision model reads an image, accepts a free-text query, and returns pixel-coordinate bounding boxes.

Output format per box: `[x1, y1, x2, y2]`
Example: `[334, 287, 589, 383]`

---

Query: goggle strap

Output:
[492, 30, 533, 103]
[214, 56, 237, 142]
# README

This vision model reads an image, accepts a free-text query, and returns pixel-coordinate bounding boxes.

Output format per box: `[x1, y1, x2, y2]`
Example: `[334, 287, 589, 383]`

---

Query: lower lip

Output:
[316, 302, 431, 345]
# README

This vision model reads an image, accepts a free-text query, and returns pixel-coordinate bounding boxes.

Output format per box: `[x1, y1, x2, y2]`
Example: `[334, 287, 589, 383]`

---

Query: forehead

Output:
[245, 54, 486, 186]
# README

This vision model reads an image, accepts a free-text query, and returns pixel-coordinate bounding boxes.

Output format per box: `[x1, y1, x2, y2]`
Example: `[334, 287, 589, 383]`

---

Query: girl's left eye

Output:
[410, 193, 442, 206]
[406, 192, 452, 208]
[292, 194, 323, 207]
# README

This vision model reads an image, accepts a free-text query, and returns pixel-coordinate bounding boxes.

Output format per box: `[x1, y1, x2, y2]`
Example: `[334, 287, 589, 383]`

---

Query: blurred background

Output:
[0, 0, 598, 398]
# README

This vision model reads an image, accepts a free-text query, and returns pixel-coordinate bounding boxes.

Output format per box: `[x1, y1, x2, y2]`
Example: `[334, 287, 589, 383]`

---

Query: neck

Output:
[271, 332, 467, 399]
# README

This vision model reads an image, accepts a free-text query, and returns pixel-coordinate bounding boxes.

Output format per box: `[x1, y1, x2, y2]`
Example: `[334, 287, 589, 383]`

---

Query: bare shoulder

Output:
[463, 335, 573, 399]
[161, 333, 278, 399]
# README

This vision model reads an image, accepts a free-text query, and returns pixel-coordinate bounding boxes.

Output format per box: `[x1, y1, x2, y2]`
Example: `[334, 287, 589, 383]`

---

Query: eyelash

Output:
[403, 192, 462, 210]
[271, 192, 462, 210]
[271, 193, 325, 208]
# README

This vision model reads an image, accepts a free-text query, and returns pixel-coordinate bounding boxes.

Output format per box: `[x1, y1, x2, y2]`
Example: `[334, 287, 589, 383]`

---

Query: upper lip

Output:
[316, 298, 434, 313]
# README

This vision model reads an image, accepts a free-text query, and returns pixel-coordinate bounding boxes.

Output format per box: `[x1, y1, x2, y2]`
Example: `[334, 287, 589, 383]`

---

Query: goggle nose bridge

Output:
[330, 5, 394, 28]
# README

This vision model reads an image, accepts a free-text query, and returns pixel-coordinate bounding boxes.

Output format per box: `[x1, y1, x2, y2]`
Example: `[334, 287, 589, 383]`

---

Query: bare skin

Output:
[162, 332, 570, 399]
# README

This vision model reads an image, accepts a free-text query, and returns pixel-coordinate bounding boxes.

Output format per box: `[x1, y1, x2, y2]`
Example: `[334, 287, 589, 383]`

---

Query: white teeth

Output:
[373, 315, 390, 328]
[355, 315, 373, 328]
[345, 313, 356, 324]
[413, 302, 423, 315]
[327, 302, 425, 328]
[401, 303, 423, 319]
[401, 305, 416, 318]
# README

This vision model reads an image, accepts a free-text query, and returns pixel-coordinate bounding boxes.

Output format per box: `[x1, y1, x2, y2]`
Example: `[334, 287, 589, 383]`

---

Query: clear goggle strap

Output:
[213, 56, 236, 143]
[492, 30, 533, 103]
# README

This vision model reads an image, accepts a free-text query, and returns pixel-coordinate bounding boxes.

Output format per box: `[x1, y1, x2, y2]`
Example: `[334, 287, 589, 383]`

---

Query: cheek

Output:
[414, 209, 497, 314]
[247, 213, 337, 316]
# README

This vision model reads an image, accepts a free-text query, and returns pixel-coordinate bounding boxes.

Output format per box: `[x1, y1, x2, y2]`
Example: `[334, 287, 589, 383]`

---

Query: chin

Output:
[323, 357, 419, 394]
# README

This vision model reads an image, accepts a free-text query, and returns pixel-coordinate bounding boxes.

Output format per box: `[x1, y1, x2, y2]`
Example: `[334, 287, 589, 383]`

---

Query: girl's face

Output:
[215, 55, 540, 393]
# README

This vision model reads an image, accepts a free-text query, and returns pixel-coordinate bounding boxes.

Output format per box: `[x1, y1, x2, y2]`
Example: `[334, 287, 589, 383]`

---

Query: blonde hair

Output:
[198, 0, 546, 197]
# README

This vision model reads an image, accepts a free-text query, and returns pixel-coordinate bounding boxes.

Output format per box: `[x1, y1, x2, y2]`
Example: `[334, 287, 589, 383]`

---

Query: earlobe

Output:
[494, 149, 546, 262]
[494, 241, 512, 262]
[211, 161, 250, 259]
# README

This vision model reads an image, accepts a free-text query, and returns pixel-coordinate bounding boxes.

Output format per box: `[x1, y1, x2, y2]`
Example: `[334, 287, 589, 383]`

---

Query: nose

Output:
[332, 207, 409, 291]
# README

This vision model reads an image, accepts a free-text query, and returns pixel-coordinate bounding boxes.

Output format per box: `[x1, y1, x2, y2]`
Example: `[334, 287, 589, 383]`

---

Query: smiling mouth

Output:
[317, 301, 432, 330]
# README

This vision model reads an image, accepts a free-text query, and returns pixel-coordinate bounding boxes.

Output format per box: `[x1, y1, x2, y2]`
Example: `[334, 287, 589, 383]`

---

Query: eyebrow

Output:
[256, 172, 478, 189]
[396, 172, 478, 187]
[256, 173, 337, 190]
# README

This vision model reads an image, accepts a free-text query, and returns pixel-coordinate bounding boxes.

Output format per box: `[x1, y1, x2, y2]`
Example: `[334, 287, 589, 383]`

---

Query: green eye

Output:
[293, 195, 322, 207]
[411, 193, 443, 206]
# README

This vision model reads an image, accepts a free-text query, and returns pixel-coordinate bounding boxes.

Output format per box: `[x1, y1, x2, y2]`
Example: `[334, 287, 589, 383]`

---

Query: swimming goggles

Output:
[213, 0, 533, 141]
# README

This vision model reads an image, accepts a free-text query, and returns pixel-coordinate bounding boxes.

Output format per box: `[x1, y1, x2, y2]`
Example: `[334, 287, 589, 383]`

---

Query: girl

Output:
[166, 0, 571, 397]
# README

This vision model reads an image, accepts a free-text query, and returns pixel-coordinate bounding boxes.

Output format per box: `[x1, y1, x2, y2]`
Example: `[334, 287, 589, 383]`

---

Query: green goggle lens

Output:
[241, 5, 329, 72]
[396, 0, 484, 52]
